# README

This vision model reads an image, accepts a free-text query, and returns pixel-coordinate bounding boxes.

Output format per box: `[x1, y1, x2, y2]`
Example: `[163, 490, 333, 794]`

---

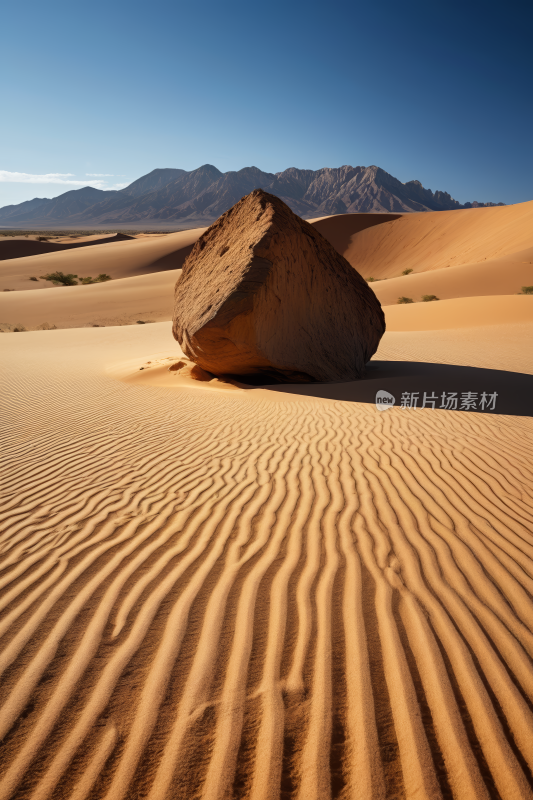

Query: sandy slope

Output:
[0, 229, 204, 291]
[0, 270, 181, 329]
[3, 202, 532, 318]
[2, 282, 531, 332]
[344, 200, 533, 279]
[1, 321, 533, 800]
[0, 214, 396, 294]
[2, 202, 533, 799]
[383, 295, 533, 331]
[0, 235, 135, 263]
[309, 212, 402, 253]
[371, 246, 533, 305]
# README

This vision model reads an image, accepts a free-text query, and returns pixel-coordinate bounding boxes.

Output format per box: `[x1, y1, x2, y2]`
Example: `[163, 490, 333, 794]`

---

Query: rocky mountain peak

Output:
[0, 164, 498, 226]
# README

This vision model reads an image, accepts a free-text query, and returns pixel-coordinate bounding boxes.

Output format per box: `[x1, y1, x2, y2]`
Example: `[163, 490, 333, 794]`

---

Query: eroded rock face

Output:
[172, 190, 385, 382]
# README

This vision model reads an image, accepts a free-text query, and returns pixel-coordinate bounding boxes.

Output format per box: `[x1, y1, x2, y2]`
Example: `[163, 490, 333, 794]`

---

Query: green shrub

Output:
[397, 296, 414, 304]
[402, 268, 413, 275]
[78, 274, 112, 285]
[366, 277, 376, 282]
[521, 286, 533, 295]
[422, 294, 439, 302]
[30, 277, 39, 281]
[41, 271, 78, 286]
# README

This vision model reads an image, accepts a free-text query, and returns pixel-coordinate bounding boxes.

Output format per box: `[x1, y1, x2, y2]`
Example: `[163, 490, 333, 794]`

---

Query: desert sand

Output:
[0, 234, 136, 263]
[2, 281, 532, 333]
[0, 270, 182, 329]
[341, 200, 533, 278]
[371, 247, 533, 305]
[1, 201, 533, 800]
[0, 229, 205, 292]
[1, 205, 532, 332]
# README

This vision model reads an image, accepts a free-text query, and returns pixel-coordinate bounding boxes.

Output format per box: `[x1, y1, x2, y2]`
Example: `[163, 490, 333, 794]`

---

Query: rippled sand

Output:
[1, 322, 532, 800]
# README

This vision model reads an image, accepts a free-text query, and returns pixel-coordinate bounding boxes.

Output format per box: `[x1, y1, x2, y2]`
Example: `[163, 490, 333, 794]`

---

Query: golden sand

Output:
[1, 203, 533, 799]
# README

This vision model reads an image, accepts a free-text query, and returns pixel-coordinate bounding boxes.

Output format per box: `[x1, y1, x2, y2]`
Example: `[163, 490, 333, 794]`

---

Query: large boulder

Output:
[172, 189, 385, 382]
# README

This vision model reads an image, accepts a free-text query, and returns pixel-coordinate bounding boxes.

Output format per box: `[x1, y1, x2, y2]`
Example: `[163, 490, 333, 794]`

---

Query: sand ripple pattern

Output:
[1, 364, 533, 799]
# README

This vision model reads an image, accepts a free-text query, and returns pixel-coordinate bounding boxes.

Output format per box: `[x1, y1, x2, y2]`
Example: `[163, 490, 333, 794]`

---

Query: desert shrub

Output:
[402, 268, 413, 275]
[29, 277, 39, 281]
[366, 277, 376, 282]
[37, 236, 49, 242]
[422, 294, 439, 302]
[78, 274, 112, 285]
[13, 326, 27, 332]
[137, 320, 146, 324]
[397, 296, 414, 304]
[41, 271, 78, 286]
[521, 286, 533, 295]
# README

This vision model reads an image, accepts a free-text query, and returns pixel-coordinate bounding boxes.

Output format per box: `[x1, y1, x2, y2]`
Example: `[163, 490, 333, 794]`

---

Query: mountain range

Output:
[0, 164, 504, 229]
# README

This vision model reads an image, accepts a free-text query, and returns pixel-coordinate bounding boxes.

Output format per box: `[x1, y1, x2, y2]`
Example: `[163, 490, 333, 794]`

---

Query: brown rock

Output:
[172, 190, 385, 382]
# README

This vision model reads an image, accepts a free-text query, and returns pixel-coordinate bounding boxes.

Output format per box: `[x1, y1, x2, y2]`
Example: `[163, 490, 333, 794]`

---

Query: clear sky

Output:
[1, 0, 531, 208]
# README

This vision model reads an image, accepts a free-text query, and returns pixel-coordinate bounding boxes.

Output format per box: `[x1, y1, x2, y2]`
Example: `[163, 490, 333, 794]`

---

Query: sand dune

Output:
[0, 215, 397, 294]
[0, 234, 135, 262]
[342, 200, 533, 279]
[371, 246, 533, 305]
[4, 203, 532, 303]
[1, 203, 530, 332]
[0, 229, 204, 291]
[2, 202, 533, 799]
[376, 321, 533, 375]
[2, 279, 531, 332]
[1, 321, 532, 800]
[0, 270, 181, 329]
[309, 212, 402, 254]
[383, 295, 533, 331]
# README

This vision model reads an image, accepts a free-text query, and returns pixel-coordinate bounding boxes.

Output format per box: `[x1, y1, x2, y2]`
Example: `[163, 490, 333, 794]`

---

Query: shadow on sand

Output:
[239, 361, 533, 417]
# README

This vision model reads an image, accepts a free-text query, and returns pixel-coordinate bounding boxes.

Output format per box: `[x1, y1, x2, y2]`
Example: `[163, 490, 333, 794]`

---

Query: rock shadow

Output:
[236, 361, 533, 417]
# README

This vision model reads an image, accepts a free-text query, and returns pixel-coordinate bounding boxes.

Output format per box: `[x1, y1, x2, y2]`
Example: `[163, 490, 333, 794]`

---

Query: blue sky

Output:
[1, 0, 531, 208]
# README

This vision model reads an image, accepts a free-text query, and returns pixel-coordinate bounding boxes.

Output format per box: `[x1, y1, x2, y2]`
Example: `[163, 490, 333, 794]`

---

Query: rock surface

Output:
[172, 190, 386, 382]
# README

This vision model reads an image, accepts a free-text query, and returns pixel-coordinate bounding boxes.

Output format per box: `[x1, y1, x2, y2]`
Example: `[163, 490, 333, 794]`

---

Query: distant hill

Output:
[0, 165, 504, 228]
[0, 186, 117, 225]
